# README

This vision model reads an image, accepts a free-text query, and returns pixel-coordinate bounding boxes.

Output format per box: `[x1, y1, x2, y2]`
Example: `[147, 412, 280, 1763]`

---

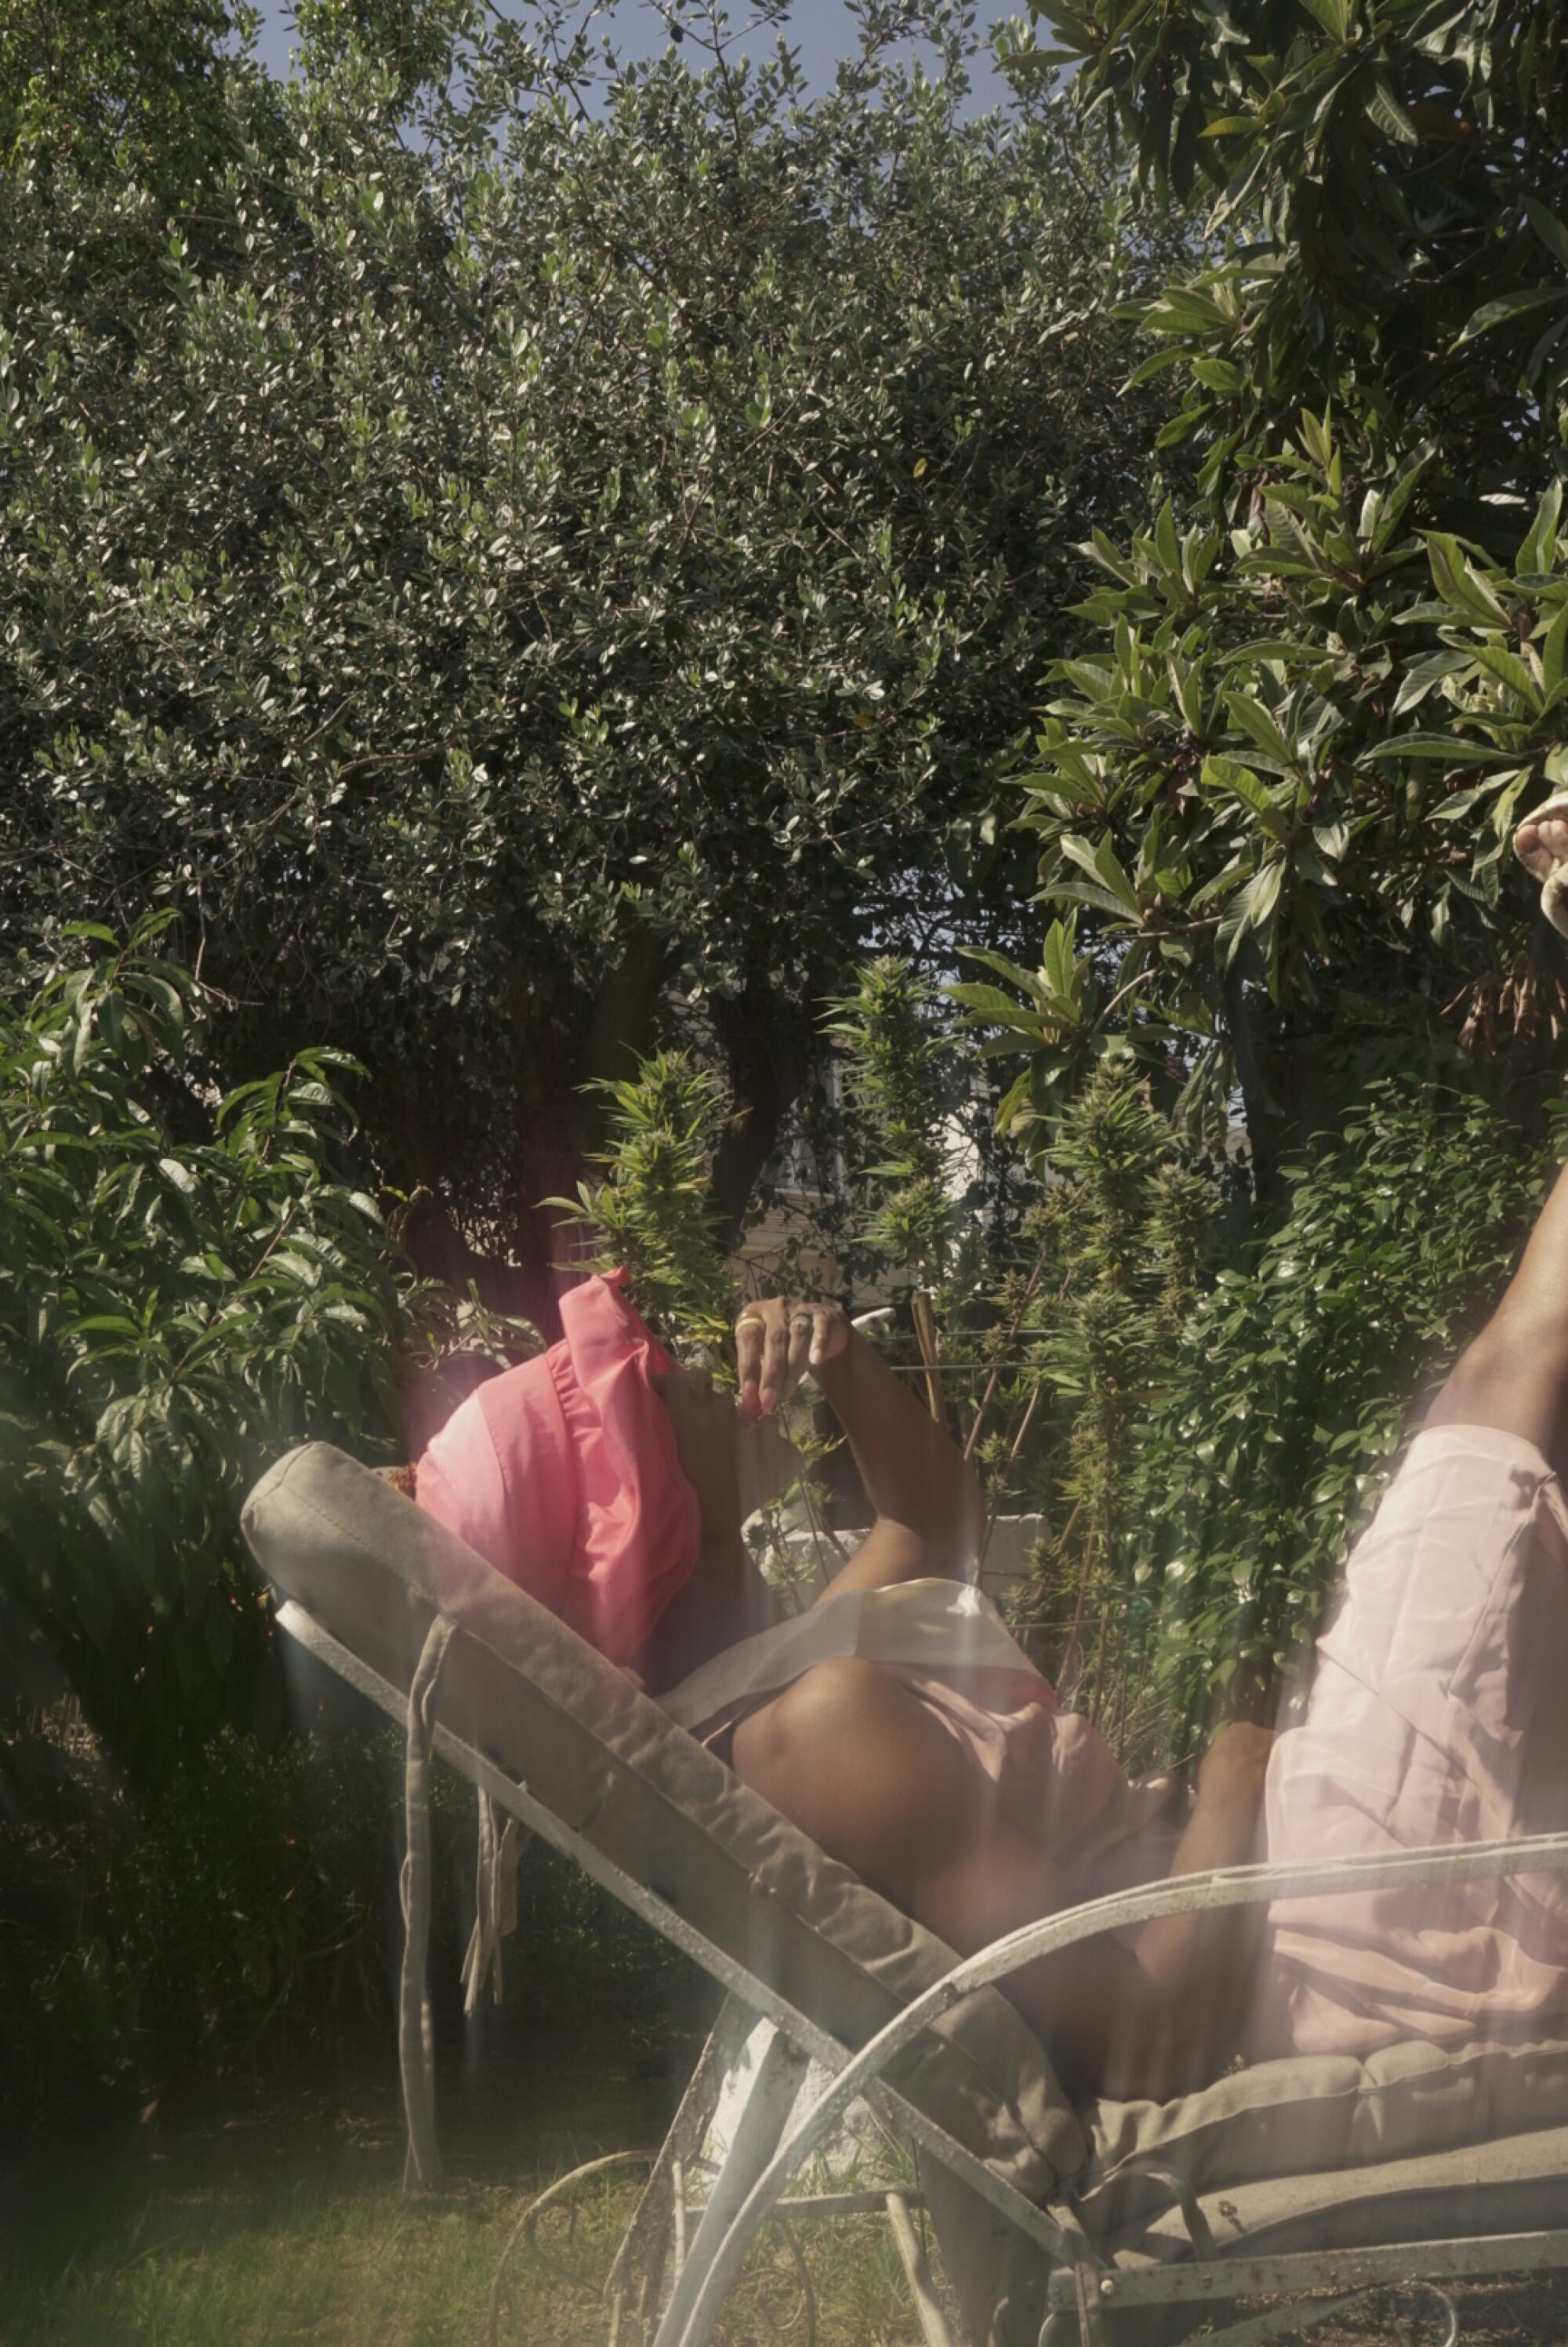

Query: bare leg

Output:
[1430, 809, 1568, 1466]
[1427, 1146, 1568, 1473]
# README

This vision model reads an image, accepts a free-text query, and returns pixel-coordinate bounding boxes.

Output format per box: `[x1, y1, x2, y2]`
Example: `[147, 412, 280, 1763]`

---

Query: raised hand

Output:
[735, 1295, 851, 1419]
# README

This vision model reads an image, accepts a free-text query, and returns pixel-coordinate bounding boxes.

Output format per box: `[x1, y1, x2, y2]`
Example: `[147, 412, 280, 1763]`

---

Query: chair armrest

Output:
[671, 1829, 1568, 2347]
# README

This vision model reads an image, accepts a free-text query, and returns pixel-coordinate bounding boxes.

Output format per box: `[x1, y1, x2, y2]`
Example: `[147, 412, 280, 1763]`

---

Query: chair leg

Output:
[1072, 2261, 1111, 2347]
[651, 2024, 811, 2347]
[886, 2189, 958, 2347]
[604, 1996, 753, 2327]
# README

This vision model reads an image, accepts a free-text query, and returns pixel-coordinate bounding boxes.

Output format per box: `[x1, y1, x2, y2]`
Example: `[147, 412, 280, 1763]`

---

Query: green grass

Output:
[5, 2056, 936, 2347]
[16, 2055, 1568, 2346]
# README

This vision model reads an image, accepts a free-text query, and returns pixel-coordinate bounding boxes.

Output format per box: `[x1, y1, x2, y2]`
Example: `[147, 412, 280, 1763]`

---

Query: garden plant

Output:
[12, 2, 1568, 2342]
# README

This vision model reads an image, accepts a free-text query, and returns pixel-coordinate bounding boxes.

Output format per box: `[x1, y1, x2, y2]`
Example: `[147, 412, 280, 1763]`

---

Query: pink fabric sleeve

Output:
[550, 1277, 702, 1666]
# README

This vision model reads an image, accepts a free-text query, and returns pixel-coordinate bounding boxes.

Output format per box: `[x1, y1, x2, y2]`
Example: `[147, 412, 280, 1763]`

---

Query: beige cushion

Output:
[1099, 2116, 1568, 2273]
[924, 2037, 1568, 2347]
[1080, 2032, 1568, 2264]
[240, 1441, 1085, 2203]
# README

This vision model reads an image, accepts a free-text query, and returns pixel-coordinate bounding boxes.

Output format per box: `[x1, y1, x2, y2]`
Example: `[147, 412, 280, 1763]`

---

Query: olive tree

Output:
[2, 0, 1174, 1323]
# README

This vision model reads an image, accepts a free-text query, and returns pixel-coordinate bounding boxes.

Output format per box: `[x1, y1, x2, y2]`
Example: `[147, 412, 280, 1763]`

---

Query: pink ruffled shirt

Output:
[415, 1271, 701, 1668]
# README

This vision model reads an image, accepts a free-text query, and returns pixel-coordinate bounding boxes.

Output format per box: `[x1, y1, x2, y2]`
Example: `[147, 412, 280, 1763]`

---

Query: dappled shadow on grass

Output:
[4, 2015, 926, 2345]
[21, 2006, 1568, 2347]
[5, 2011, 700, 2347]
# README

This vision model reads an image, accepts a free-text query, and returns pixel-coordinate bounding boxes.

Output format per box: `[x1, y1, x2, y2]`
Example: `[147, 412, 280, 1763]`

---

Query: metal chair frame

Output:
[275, 1594, 1568, 2347]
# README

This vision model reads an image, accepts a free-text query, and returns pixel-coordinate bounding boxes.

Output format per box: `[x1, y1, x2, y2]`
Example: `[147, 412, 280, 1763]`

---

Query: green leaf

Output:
[1425, 533, 1511, 626]
[1393, 651, 1469, 714]
[1362, 733, 1518, 763]
[947, 982, 1045, 1030]
[1202, 754, 1290, 839]
[1544, 601, 1568, 694]
[1124, 347, 1192, 387]
[1224, 693, 1295, 768]
[1365, 78, 1420, 144]
[1523, 196, 1568, 271]
[1454, 286, 1567, 349]
[1040, 916, 1085, 1004]
[1217, 859, 1283, 970]
[1519, 480, 1563, 578]
[1297, 0, 1348, 38]
[1470, 642, 1541, 706]
[1429, 777, 1519, 824]
[1058, 832, 1141, 917]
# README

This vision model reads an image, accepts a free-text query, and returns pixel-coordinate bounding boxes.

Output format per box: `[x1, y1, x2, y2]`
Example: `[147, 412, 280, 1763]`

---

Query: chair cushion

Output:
[1080, 2031, 1568, 2264]
[241, 1441, 1086, 2202]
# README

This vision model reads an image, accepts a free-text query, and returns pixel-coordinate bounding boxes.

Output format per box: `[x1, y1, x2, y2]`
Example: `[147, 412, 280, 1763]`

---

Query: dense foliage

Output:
[825, 957, 961, 1294]
[975, 0, 1568, 1188]
[549, 1050, 736, 1353]
[996, 1066, 1216, 1732]
[2, 1706, 689, 2126]
[13, 0, 1568, 2138]
[1, 0, 1177, 1315]
[1134, 1081, 1556, 1749]
[0, 923, 419, 1786]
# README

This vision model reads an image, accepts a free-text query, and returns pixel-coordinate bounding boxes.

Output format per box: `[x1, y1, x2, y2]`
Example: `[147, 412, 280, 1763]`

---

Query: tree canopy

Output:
[2, 0, 1174, 1318]
[978, 0, 1568, 1190]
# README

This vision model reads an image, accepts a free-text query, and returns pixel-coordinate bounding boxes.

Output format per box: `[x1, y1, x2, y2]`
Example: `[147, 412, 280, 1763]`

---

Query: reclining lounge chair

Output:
[241, 1443, 1568, 2347]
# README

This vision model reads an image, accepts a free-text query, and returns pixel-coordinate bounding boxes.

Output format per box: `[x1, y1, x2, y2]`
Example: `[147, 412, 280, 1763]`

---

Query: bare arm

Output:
[1427, 1147, 1568, 1471]
[996, 1724, 1273, 2102]
[811, 1331, 982, 1597]
[735, 1300, 983, 1598]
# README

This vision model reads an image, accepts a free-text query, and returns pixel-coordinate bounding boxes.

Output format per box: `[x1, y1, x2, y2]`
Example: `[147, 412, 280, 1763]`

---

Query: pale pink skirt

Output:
[1247, 1424, 1568, 2061]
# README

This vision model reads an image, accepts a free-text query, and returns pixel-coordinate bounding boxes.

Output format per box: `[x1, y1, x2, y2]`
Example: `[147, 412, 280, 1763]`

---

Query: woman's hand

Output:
[735, 1296, 851, 1419]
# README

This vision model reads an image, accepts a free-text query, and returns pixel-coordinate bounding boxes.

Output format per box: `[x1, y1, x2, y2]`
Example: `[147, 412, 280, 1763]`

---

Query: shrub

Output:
[1134, 1080, 1557, 1754]
[0, 920, 424, 1787]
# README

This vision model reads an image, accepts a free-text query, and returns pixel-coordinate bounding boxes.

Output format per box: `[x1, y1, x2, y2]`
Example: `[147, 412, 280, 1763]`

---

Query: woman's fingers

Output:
[758, 1310, 790, 1414]
[811, 1304, 848, 1366]
[786, 1308, 814, 1395]
[735, 1313, 767, 1418]
[736, 1295, 849, 1415]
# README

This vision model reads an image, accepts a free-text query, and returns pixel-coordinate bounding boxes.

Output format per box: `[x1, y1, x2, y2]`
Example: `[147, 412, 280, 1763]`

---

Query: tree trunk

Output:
[1222, 968, 1286, 1211]
[707, 980, 821, 1246]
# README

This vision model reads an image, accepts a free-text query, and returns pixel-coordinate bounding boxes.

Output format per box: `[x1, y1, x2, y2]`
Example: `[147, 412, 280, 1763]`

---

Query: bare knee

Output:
[731, 1657, 967, 1902]
[1428, 1303, 1568, 1466]
[731, 1657, 892, 1807]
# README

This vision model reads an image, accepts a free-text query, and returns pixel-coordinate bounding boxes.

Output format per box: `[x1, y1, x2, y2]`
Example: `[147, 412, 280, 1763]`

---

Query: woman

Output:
[416, 1269, 1270, 2102]
[661, 1294, 1274, 2105]
[415, 817, 1568, 2106]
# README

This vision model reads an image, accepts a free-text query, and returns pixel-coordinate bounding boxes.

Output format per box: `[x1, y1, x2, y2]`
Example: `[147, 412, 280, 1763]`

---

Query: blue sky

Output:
[246, 2, 1035, 115]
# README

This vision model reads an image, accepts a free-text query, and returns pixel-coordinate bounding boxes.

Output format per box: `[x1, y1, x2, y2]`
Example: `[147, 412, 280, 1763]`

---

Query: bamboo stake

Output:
[1113, 1619, 1131, 1757]
[1054, 1512, 1092, 1696]
[1087, 1593, 1110, 1727]
[910, 1288, 946, 1427]
[963, 1244, 1051, 1460]
[974, 1381, 1044, 1580]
